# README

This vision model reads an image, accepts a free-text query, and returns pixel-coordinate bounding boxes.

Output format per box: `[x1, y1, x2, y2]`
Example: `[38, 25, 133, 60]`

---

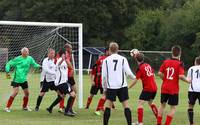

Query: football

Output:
[130, 48, 139, 57]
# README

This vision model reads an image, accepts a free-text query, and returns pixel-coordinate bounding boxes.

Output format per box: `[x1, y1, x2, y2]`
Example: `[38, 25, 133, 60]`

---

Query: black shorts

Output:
[90, 85, 103, 95]
[106, 87, 129, 102]
[40, 80, 57, 92]
[68, 77, 76, 86]
[188, 92, 200, 105]
[57, 83, 71, 95]
[11, 81, 28, 90]
[161, 93, 179, 106]
[139, 91, 157, 101]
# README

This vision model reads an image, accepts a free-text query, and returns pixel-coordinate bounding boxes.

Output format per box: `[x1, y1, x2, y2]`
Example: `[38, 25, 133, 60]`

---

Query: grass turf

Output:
[0, 72, 199, 125]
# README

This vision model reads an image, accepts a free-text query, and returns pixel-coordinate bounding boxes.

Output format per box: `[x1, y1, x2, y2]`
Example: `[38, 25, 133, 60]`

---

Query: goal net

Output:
[119, 50, 172, 72]
[0, 21, 83, 108]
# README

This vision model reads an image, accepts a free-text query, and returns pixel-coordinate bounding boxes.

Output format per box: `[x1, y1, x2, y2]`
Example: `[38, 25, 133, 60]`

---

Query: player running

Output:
[85, 48, 109, 115]
[35, 48, 57, 111]
[157, 45, 191, 125]
[102, 42, 136, 125]
[187, 56, 200, 125]
[129, 53, 158, 125]
[46, 49, 76, 116]
[5, 47, 40, 112]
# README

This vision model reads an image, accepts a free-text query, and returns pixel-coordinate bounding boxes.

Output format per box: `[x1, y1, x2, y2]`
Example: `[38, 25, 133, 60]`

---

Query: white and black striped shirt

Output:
[54, 57, 68, 86]
[187, 65, 200, 92]
[102, 53, 135, 90]
[41, 57, 56, 82]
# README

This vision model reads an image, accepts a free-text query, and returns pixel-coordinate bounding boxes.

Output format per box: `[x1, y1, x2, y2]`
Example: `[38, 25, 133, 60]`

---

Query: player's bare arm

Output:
[179, 75, 191, 83]
[128, 79, 137, 89]
[158, 71, 164, 79]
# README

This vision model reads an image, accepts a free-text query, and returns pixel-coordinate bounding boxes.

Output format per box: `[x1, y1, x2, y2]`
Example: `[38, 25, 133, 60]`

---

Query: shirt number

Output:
[166, 67, 174, 80]
[145, 66, 153, 77]
[113, 60, 118, 71]
[195, 69, 200, 79]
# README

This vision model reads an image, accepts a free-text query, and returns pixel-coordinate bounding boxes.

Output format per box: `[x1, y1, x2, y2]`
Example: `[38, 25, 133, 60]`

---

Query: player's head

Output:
[64, 43, 72, 53]
[105, 47, 110, 56]
[171, 45, 181, 59]
[135, 53, 144, 63]
[21, 47, 29, 57]
[48, 48, 55, 59]
[109, 42, 119, 54]
[195, 56, 200, 65]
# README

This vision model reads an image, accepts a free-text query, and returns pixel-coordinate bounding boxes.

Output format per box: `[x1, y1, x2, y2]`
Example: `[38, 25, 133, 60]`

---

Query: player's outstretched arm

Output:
[179, 75, 191, 84]
[30, 56, 40, 68]
[128, 79, 137, 89]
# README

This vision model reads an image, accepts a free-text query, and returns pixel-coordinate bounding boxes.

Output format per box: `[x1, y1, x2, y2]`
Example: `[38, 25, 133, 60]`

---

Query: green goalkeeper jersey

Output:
[5, 55, 40, 83]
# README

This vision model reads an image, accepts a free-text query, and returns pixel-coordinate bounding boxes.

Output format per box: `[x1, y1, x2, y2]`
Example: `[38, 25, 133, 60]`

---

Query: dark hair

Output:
[172, 45, 181, 57]
[135, 53, 144, 62]
[58, 48, 66, 56]
[195, 56, 200, 65]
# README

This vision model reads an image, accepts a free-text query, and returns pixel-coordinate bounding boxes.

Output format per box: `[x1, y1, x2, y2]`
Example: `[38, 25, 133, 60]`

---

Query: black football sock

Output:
[36, 96, 43, 108]
[188, 109, 194, 124]
[124, 108, 132, 125]
[49, 95, 62, 109]
[65, 96, 74, 112]
[103, 107, 111, 125]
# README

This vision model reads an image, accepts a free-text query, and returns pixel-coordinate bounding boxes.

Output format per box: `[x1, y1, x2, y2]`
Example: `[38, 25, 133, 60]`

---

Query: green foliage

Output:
[0, 0, 199, 67]
[125, 9, 164, 50]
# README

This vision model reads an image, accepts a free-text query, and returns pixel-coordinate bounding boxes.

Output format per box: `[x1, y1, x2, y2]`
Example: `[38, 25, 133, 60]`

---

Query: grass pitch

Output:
[0, 72, 199, 125]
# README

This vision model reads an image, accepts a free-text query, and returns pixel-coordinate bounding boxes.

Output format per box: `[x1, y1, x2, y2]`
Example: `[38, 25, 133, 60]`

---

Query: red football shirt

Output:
[91, 55, 107, 87]
[159, 58, 185, 94]
[136, 63, 157, 92]
[66, 52, 74, 77]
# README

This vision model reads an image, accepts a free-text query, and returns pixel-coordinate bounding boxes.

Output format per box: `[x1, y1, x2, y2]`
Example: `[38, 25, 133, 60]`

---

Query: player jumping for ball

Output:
[129, 52, 158, 125]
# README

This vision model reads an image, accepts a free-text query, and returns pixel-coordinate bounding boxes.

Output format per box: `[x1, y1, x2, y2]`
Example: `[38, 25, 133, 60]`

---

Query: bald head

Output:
[109, 42, 119, 54]
[21, 47, 29, 57]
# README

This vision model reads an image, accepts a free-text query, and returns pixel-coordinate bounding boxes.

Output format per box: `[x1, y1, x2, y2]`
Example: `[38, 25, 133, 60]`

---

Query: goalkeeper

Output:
[5, 47, 40, 112]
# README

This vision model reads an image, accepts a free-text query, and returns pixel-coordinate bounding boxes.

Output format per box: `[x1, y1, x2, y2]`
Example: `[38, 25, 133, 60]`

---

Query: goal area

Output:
[0, 21, 83, 108]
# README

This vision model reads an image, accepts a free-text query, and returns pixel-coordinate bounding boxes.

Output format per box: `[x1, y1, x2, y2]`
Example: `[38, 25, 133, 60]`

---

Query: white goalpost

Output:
[0, 21, 83, 108]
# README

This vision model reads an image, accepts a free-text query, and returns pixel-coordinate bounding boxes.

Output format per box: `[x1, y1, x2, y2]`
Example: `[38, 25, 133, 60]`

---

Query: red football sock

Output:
[96, 98, 106, 111]
[165, 115, 173, 125]
[157, 116, 162, 125]
[150, 104, 158, 117]
[6, 96, 14, 108]
[59, 98, 65, 109]
[137, 108, 144, 123]
[86, 96, 93, 108]
[70, 96, 76, 109]
[23, 96, 29, 108]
